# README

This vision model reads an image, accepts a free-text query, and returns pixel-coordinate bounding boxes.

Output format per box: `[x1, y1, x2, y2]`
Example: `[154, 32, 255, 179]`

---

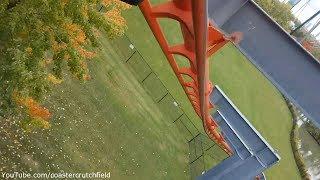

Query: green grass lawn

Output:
[123, 1, 300, 179]
[0, 34, 191, 179]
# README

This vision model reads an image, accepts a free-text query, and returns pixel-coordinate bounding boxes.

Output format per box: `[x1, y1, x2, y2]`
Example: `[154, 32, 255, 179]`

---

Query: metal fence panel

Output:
[190, 156, 205, 180]
[142, 73, 168, 102]
[188, 134, 229, 179]
[180, 116, 200, 138]
[112, 35, 229, 179]
[157, 94, 184, 121]
[126, 53, 152, 82]
[175, 119, 194, 141]
[111, 35, 136, 61]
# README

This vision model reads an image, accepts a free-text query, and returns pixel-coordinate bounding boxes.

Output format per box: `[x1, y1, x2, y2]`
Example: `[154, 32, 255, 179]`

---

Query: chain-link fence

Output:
[111, 35, 229, 179]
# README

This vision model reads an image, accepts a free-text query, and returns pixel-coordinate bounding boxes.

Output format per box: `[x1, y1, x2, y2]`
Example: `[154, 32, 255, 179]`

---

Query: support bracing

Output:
[138, 0, 238, 154]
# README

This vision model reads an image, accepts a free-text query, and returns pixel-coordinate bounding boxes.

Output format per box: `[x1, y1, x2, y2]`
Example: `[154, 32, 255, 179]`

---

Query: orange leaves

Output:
[83, 73, 91, 80]
[102, 0, 114, 6]
[64, 23, 86, 45]
[12, 92, 51, 131]
[105, 8, 126, 26]
[77, 47, 96, 59]
[22, 98, 51, 121]
[52, 40, 67, 53]
[79, 60, 91, 80]
[104, 7, 128, 37]
[20, 97, 51, 130]
[64, 22, 96, 59]
[15, 96, 51, 121]
[102, 0, 131, 9]
[102, 0, 131, 37]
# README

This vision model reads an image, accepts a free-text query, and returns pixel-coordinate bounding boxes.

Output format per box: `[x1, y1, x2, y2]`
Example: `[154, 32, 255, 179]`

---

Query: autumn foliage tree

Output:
[0, 0, 130, 131]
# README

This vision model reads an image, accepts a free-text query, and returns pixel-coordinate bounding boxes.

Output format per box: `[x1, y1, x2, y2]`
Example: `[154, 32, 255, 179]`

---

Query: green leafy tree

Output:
[255, 0, 294, 31]
[0, 0, 130, 130]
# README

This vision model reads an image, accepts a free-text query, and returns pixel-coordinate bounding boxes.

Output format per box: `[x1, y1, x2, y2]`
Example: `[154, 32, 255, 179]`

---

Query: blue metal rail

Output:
[199, 85, 279, 180]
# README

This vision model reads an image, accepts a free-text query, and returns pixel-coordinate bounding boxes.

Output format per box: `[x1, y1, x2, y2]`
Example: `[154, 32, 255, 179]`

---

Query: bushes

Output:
[287, 102, 311, 180]
[255, 0, 294, 31]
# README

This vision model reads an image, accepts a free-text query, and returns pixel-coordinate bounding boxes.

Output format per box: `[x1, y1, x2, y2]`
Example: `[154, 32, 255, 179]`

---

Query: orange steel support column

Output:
[192, 0, 208, 126]
[139, 0, 232, 154]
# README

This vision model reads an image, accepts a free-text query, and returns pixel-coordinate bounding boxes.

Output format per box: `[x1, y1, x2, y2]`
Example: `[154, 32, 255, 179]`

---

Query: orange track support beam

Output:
[139, 0, 233, 154]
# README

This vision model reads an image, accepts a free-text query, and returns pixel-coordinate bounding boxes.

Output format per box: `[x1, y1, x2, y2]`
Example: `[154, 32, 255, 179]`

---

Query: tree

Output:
[255, 0, 294, 31]
[0, 0, 130, 131]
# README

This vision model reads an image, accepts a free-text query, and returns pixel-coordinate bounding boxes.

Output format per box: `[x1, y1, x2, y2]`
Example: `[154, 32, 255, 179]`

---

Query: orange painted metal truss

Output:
[139, 0, 240, 155]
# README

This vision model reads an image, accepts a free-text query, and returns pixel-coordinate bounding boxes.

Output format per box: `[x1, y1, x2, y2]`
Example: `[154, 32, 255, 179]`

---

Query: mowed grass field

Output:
[0, 35, 190, 179]
[123, 1, 300, 179]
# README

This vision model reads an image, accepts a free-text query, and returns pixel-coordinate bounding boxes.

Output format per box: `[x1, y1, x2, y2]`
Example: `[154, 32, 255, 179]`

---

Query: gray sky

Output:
[290, 0, 320, 35]
[292, 0, 320, 20]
